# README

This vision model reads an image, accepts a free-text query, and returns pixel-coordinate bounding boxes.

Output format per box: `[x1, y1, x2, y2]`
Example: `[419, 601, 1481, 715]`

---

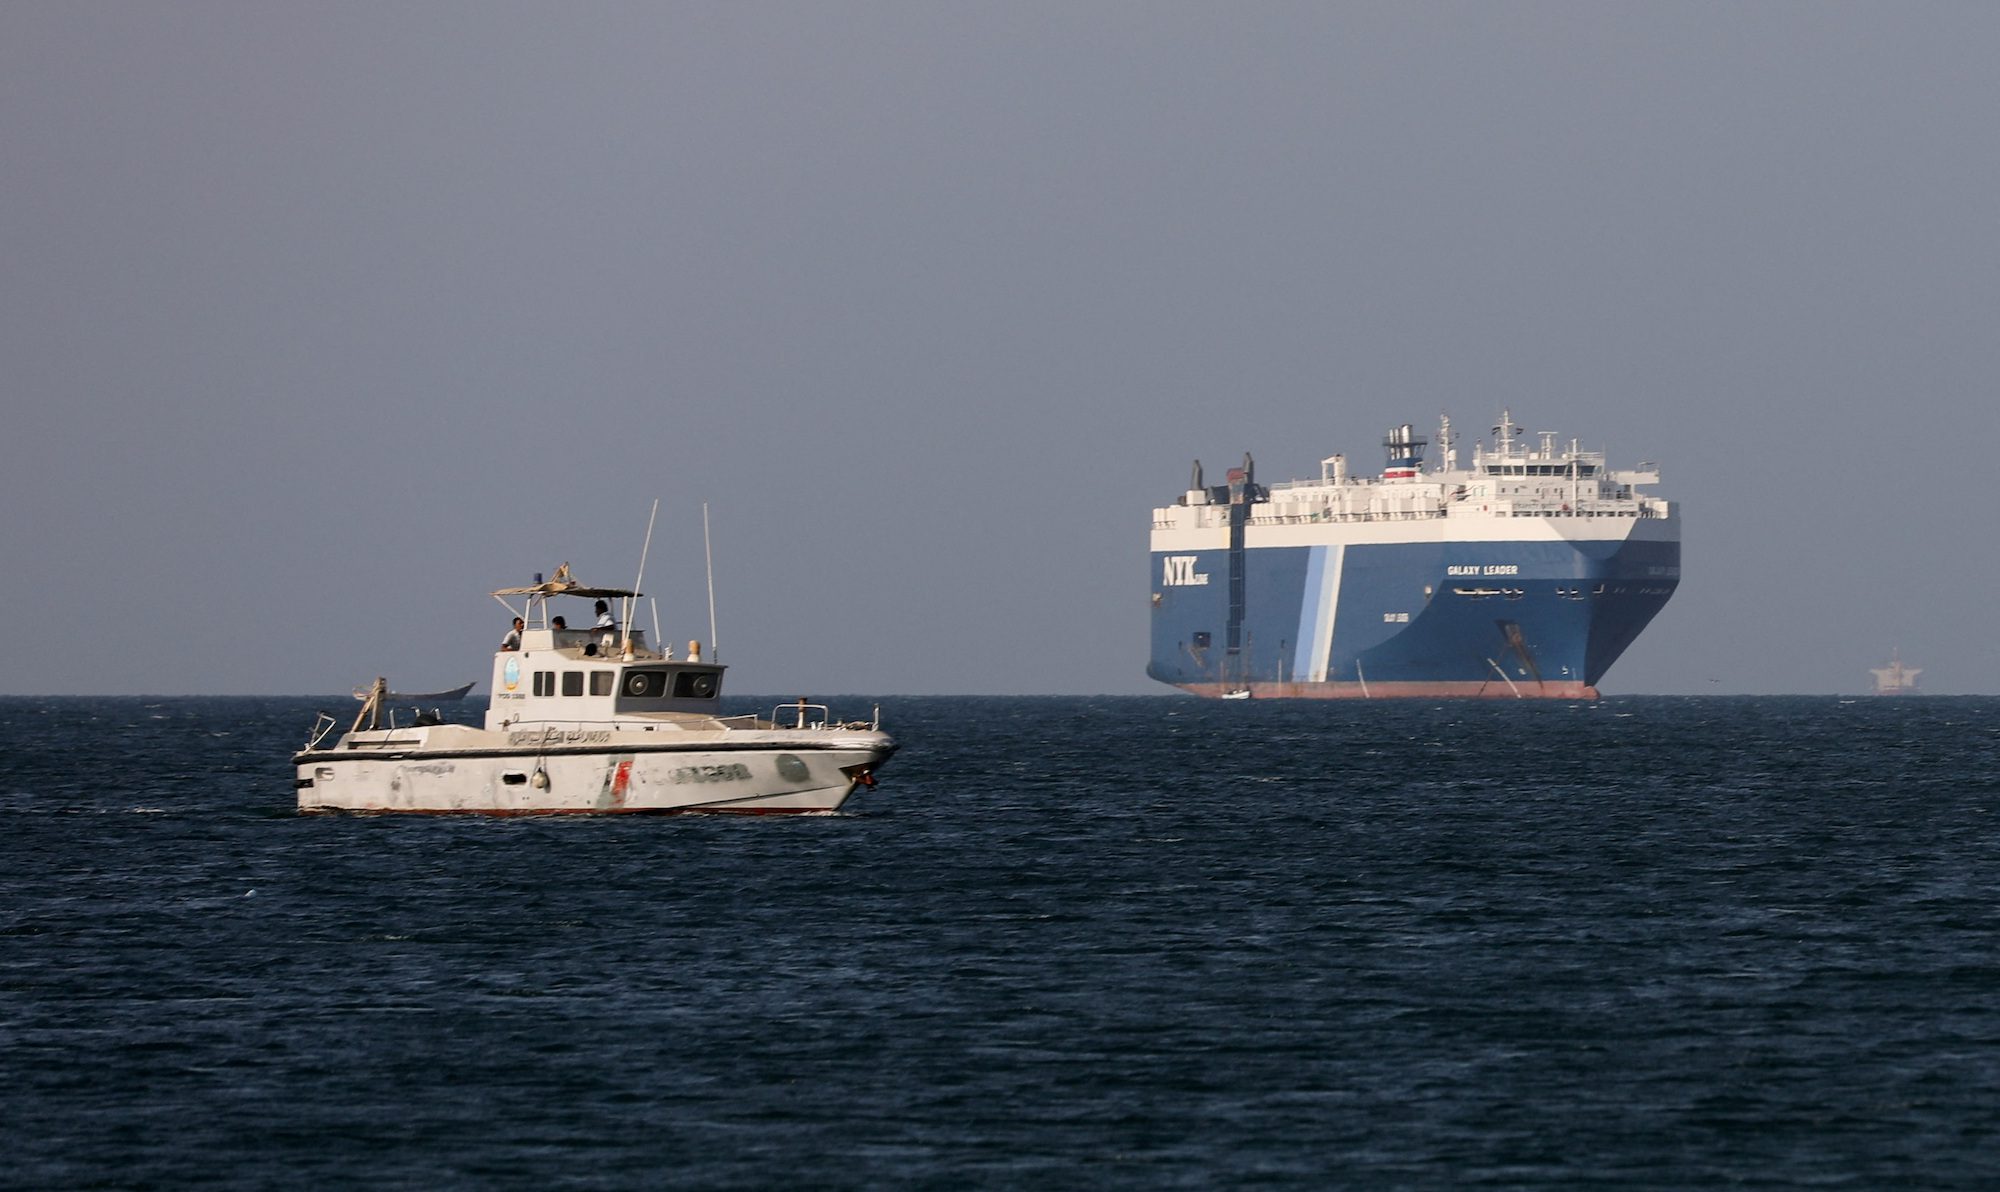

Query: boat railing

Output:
[772, 702, 831, 730]
[340, 732, 428, 749]
[305, 712, 340, 751]
[547, 627, 654, 655]
[1245, 509, 1447, 525]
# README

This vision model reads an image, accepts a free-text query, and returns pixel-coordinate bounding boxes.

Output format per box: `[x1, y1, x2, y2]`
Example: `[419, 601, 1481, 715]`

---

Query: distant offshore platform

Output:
[1869, 650, 1921, 696]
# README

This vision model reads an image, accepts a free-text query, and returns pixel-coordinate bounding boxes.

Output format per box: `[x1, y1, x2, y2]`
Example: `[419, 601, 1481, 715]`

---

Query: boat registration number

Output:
[672, 763, 752, 785]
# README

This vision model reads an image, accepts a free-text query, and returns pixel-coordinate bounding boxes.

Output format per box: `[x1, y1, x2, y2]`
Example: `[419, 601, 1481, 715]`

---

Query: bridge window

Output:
[533, 671, 555, 697]
[590, 672, 613, 696]
[622, 670, 667, 698]
[561, 672, 584, 697]
[673, 670, 719, 699]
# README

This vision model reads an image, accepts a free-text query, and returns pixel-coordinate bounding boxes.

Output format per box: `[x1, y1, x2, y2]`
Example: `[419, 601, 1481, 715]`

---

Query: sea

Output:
[2, 694, 1998, 1189]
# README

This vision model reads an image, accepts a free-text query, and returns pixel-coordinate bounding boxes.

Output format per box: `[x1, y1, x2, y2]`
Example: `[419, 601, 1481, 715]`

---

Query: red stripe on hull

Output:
[1182, 680, 1600, 700]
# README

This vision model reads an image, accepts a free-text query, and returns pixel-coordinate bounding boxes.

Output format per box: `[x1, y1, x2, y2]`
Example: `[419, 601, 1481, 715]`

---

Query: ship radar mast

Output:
[1437, 414, 1456, 471]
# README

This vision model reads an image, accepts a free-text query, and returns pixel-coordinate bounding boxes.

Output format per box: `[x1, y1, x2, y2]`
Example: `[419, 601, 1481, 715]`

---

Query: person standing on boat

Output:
[593, 600, 615, 630]
[500, 617, 524, 651]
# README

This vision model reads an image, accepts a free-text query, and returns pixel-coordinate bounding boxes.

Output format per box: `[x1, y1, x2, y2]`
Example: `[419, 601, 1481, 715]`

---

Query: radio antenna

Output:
[624, 498, 659, 655]
[703, 502, 720, 661]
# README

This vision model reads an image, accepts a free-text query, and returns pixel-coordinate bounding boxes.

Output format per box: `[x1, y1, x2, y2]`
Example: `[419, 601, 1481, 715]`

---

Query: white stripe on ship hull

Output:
[1292, 544, 1344, 683]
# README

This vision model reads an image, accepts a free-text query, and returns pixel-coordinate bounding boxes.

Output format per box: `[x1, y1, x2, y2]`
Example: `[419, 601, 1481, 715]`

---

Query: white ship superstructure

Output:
[1869, 651, 1922, 696]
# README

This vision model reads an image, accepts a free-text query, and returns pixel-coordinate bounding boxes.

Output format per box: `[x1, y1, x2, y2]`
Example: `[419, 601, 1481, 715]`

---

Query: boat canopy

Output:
[492, 563, 638, 601]
[492, 582, 638, 599]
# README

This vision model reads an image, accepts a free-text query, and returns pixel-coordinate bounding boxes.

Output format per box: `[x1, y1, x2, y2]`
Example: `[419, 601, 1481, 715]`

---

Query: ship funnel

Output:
[1225, 453, 1261, 505]
[1190, 460, 1204, 491]
[1381, 423, 1428, 477]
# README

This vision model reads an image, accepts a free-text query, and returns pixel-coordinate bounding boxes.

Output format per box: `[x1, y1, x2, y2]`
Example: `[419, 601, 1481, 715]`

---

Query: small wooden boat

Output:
[354, 681, 476, 703]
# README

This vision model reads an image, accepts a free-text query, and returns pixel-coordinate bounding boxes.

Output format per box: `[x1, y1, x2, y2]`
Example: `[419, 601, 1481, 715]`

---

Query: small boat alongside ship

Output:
[295, 565, 897, 814]
[352, 681, 475, 704]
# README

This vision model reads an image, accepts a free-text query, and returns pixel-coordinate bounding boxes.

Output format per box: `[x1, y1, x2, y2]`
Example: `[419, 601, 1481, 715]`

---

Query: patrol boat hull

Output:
[296, 725, 895, 815]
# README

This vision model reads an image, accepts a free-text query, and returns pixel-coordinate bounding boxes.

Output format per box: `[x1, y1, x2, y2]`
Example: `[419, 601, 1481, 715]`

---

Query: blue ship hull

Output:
[1148, 536, 1678, 698]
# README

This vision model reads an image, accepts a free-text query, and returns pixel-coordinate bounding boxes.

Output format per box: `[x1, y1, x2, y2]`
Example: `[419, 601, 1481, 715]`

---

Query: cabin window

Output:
[673, 670, 719, 699]
[1192, 631, 1211, 649]
[622, 670, 667, 698]
[561, 672, 584, 697]
[533, 671, 555, 697]
[590, 672, 613, 696]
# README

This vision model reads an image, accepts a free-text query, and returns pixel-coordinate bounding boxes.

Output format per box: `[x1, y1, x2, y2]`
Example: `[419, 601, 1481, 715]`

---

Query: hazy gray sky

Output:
[5, 2, 1996, 696]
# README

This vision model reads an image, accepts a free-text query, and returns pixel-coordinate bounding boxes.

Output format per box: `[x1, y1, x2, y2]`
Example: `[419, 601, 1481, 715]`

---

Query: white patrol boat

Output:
[294, 566, 897, 814]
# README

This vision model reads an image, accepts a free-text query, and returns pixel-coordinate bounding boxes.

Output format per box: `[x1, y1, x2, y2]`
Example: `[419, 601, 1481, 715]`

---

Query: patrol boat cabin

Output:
[488, 577, 728, 730]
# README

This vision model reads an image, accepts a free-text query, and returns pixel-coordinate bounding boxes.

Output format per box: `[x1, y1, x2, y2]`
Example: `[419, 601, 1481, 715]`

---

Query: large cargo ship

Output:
[1148, 413, 1679, 699]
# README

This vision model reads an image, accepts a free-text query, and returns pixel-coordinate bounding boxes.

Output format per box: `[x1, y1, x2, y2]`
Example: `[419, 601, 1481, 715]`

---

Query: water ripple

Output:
[1, 695, 1997, 1187]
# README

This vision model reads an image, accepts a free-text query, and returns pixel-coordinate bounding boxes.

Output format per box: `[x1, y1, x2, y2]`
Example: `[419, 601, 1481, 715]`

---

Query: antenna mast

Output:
[702, 503, 719, 661]
[624, 498, 659, 655]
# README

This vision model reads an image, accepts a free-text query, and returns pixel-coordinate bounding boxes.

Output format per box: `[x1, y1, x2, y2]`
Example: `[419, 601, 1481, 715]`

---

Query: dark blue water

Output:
[4, 695, 1999, 1188]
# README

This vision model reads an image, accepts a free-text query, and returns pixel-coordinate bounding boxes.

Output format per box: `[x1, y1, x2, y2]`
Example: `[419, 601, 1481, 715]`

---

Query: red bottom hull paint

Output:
[1181, 680, 1601, 700]
[298, 805, 840, 816]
